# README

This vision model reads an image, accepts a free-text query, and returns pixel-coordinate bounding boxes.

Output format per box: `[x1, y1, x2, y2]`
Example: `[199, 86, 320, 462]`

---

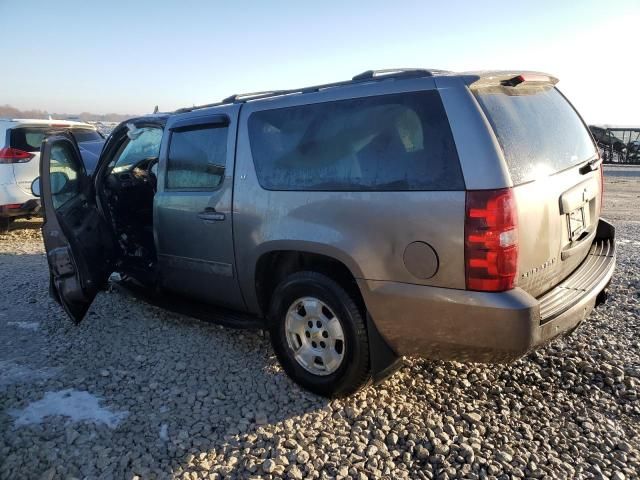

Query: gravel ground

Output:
[1, 166, 639, 480]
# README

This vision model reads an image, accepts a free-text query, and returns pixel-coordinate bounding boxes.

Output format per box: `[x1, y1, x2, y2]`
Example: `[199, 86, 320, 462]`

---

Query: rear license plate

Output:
[567, 207, 586, 241]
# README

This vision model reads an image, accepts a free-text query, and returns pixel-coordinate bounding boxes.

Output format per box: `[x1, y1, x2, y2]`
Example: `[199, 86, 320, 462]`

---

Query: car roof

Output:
[171, 68, 558, 115]
[0, 118, 96, 129]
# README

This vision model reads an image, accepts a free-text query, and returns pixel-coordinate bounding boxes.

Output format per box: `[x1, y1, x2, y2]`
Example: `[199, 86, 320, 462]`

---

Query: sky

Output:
[1, 0, 639, 125]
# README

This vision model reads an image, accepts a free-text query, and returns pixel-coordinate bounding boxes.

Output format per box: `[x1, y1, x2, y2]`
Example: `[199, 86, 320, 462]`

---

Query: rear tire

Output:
[0, 217, 10, 234]
[268, 271, 371, 397]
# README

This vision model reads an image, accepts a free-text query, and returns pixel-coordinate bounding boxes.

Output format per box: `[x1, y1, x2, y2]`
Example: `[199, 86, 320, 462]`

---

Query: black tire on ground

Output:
[0, 217, 10, 234]
[268, 271, 371, 398]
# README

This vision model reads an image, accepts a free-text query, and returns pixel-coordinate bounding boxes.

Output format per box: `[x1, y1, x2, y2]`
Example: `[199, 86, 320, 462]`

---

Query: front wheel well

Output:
[254, 250, 364, 318]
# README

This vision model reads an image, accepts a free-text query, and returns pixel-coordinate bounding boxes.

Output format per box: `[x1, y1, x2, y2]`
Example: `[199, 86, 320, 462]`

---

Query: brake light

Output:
[465, 188, 518, 292]
[0, 148, 35, 164]
[501, 74, 551, 87]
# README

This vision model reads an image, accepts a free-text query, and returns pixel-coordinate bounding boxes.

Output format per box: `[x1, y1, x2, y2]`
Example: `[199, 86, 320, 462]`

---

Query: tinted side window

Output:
[10, 128, 48, 152]
[247, 91, 463, 191]
[166, 125, 227, 190]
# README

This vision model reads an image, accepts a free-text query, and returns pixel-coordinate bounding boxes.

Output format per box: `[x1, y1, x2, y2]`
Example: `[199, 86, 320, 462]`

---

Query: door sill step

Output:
[112, 279, 265, 329]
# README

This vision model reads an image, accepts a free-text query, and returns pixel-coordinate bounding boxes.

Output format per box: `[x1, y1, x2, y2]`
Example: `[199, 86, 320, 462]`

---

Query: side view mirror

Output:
[31, 177, 41, 197]
[32, 172, 70, 197]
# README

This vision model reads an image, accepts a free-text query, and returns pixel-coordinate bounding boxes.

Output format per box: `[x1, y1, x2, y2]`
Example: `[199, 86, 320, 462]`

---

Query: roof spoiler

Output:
[467, 71, 559, 88]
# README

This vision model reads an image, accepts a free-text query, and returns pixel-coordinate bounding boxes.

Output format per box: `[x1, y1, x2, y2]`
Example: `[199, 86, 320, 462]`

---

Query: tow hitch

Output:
[595, 283, 611, 307]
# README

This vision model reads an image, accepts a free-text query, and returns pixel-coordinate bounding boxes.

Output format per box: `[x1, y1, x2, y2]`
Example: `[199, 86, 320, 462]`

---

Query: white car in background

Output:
[0, 119, 104, 233]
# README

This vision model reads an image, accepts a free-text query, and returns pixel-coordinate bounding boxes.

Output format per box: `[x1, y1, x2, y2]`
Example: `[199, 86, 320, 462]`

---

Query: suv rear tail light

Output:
[465, 188, 518, 292]
[0, 148, 35, 164]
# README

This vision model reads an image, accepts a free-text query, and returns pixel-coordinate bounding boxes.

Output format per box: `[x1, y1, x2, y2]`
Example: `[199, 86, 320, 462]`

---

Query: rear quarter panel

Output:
[233, 79, 467, 315]
[435, 77, 512, 190]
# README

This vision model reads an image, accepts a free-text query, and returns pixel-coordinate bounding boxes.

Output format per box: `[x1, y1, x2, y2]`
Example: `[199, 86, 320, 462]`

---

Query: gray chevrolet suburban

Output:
[33, 69, 616, 397]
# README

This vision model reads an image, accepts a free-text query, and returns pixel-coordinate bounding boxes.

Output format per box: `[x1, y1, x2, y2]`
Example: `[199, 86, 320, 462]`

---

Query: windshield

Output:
[111, 127, 163, 172]
[474, 86, 597, 185]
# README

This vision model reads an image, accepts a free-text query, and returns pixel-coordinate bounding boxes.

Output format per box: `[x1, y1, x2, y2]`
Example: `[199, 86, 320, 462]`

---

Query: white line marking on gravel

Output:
[7, 321, 40, 331]
[10, 389, 129, 428]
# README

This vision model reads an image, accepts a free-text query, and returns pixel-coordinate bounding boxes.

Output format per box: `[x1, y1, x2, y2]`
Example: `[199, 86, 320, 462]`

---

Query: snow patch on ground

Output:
[7, 321, 40, 331]
[10, 389, 129, 428]
[618, 238, 640, 246]
[0, 360, 57, 388]
[159, 423, 169, 441]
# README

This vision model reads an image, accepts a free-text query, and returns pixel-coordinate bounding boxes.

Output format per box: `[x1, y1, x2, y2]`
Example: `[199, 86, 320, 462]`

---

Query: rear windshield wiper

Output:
[579, 157, 602, 175]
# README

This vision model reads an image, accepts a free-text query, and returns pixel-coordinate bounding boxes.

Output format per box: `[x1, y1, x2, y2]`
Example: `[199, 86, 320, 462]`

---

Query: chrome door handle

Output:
[197, 208, 225, 221]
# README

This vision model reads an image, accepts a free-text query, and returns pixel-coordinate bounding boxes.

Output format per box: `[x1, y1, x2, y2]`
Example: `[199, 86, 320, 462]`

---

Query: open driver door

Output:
[36, 133, 116, 322]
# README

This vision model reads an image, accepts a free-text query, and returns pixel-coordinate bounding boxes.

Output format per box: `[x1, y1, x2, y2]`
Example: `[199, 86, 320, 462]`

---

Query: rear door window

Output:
[474, 86, 597, 185]
[10, 128, 49, 152]
[247, 91, 464, 191]
[166, 125, 227, 190]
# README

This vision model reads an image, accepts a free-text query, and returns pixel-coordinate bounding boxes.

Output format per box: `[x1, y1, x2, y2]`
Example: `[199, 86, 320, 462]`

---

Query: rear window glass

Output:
[474, 86, 597, 185]
[10, 127, 102, 152]
[248, 91, 463, 191]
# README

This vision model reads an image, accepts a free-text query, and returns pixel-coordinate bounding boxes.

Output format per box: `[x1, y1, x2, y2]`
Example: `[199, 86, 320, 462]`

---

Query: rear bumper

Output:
[0, 183, 40, 218]
[0, 199, 41, 218]
[359, 219, 616, 363]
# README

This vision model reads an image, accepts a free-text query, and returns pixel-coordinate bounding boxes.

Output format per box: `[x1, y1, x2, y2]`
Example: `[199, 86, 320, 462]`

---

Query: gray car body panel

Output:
[232, 77, 467, 315]
[435, 76, 512, 190]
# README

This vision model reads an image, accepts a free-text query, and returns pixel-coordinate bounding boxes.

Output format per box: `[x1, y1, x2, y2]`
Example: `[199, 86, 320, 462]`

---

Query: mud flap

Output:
[366, 312, 403, 384]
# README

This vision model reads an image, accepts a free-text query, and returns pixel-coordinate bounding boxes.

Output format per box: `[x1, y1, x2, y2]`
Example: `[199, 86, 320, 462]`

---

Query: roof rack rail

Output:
[175, 68, 445, 114]
[351, 68, 436, 81]
[222, 90, 288, 104]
